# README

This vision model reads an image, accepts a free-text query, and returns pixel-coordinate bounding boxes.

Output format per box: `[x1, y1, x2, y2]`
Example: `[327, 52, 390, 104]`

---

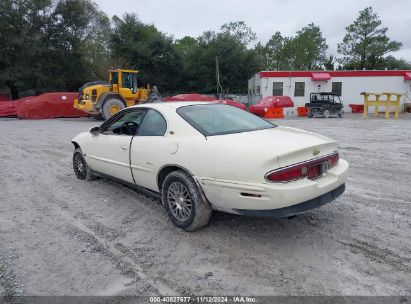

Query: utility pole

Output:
[216, 56, 220, 98]
[216, 56, 223, 99]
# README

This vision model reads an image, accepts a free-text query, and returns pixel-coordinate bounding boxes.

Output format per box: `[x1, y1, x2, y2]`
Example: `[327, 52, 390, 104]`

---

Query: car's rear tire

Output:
[101, 98, 125, 120]
[161, 170, 212, 231]
[73, 148, 98, 181]
[338, 109, 344, 118]
[307, 111, 313, 118]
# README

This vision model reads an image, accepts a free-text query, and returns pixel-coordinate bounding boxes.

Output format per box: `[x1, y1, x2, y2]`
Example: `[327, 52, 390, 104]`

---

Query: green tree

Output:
[110, 14, 183, 93]
[174, 36, 198, 57]
[80, 11, 112, 80]
[382, 56, 411, 70]
[262, 23, 327, 71]
[175, 30, 261, 94]
[173, 36, 199, 92]
[338, 7, 402, 69]
[0, 0, 53, 98]
[253, 42, 269, 70]
[292, 23, 327, 70]
[0, 0, 110, 99]
[52, 0, 111, 90]
[265, 32, 285, 70]
[220, 21, 256, 45]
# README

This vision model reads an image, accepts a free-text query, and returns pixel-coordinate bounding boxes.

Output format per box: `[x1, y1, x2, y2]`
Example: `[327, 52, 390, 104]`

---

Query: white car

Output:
[72, 102, 349, 231]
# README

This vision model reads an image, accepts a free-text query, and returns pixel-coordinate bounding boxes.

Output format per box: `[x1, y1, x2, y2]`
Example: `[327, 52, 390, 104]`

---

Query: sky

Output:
[96, 0, 411, 62]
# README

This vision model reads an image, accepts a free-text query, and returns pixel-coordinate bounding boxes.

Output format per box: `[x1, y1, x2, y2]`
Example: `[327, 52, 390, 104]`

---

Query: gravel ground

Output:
[0, 114, 410, 296]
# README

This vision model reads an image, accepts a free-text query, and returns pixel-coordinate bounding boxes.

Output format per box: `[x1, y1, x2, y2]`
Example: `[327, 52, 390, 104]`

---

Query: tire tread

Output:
[162, 170, 212, 231]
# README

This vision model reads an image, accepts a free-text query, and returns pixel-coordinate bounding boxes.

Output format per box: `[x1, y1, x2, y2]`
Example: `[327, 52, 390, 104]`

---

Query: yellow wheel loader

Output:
[74, 69, 158, 120]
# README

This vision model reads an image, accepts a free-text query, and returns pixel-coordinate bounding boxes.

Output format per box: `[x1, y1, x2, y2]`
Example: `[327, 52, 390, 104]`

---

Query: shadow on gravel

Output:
[92, 176, 341, 242]
[100, 176, 336, 237]
[208, 210, 329, 232]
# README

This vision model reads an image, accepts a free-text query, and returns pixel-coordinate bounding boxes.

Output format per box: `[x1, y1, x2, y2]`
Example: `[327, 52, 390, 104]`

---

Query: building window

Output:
[332, 82, 342, 96]
[256, 86, 260, 94]
[273, 82, 283, 96]
[294, 82, 305, 97]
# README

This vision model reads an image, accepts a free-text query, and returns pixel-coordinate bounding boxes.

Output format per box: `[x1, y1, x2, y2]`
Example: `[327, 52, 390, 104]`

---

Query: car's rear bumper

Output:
[196, 158, 349, 215]
[234, 183, 345, 218]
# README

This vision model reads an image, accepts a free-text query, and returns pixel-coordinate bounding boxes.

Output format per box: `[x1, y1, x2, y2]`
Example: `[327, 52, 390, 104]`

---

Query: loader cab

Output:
[121, 72, 138, 94]
[109, 71, 119, 93]
[109, 69, 138, 95]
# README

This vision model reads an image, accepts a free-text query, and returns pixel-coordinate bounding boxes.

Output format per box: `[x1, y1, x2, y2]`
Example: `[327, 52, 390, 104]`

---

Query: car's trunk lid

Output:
[270, 127, 337, 167]
[207, 126, 337, 168]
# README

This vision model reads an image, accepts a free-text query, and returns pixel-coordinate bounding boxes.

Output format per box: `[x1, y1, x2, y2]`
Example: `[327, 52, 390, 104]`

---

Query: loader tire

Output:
[101, 98, 125, 120]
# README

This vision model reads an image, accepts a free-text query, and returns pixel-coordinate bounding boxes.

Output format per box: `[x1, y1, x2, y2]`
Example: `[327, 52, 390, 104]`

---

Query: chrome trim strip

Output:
[130, 164, 153, 172]
[87, 155, 130, 168]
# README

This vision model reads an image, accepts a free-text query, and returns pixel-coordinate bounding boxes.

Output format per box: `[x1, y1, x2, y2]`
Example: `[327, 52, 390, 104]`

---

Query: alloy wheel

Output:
[167, 181, 193, 222]
[73, 153, 87, 179]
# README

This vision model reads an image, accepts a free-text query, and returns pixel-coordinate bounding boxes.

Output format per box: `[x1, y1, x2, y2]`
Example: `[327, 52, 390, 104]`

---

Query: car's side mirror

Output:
[89, 126, 100, 135]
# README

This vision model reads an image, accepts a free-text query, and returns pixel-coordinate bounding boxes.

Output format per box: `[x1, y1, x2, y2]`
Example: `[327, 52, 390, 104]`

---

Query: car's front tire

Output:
[73, 148, 97, 181]
[161, 170, 212, 231]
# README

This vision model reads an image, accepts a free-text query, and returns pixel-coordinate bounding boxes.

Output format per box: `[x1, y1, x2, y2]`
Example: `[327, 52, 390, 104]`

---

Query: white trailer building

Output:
[248, 70, 411, 109]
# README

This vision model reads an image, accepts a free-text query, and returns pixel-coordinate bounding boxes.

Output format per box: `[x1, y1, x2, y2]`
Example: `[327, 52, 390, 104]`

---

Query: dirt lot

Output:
[0, 114, 410, 296]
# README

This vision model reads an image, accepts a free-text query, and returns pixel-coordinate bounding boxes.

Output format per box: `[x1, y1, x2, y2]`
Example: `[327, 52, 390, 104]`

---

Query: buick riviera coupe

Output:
[72, 102, 349, 231]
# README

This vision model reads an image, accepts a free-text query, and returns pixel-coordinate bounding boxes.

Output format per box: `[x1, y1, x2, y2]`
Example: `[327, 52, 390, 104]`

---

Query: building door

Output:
[273, 82, 283, 96]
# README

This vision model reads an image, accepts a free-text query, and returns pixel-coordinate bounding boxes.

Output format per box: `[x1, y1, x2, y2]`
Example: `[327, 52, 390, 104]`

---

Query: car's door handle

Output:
[120, 145, 128, 151]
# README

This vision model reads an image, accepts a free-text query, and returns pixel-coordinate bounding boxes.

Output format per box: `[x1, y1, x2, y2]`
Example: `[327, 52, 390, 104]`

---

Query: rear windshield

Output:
[177, 104, 276, 136]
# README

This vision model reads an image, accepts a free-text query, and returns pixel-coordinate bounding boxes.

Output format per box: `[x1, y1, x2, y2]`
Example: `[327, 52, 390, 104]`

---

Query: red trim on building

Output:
[404, 72, 411, 80]
[259, 70, 411, 78]
[311, 72, 331, 81]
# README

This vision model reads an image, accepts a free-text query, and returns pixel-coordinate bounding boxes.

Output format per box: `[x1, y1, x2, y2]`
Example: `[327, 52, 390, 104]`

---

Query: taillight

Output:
[266, 151, 339, 183]
[328, 152, 339, 167]
[307, 164, 321, 179]
[266, 163, 307, 182]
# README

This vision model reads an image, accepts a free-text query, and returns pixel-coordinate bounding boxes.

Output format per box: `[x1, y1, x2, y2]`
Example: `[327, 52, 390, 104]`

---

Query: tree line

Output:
[0, 0, 409, 99]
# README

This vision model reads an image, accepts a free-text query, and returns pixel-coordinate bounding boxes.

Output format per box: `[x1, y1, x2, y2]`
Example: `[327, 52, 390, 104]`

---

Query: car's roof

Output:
[130, 101, 216, 110]
[311, 92, 338, 95]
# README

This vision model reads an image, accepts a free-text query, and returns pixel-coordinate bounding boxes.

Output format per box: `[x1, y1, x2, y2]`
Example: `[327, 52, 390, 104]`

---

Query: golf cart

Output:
[305, 92, 344, 118]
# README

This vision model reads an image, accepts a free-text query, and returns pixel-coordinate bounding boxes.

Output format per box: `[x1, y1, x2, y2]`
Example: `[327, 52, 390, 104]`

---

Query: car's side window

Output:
[101, 109, 147, 136]
[137, 109, 167, 136]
